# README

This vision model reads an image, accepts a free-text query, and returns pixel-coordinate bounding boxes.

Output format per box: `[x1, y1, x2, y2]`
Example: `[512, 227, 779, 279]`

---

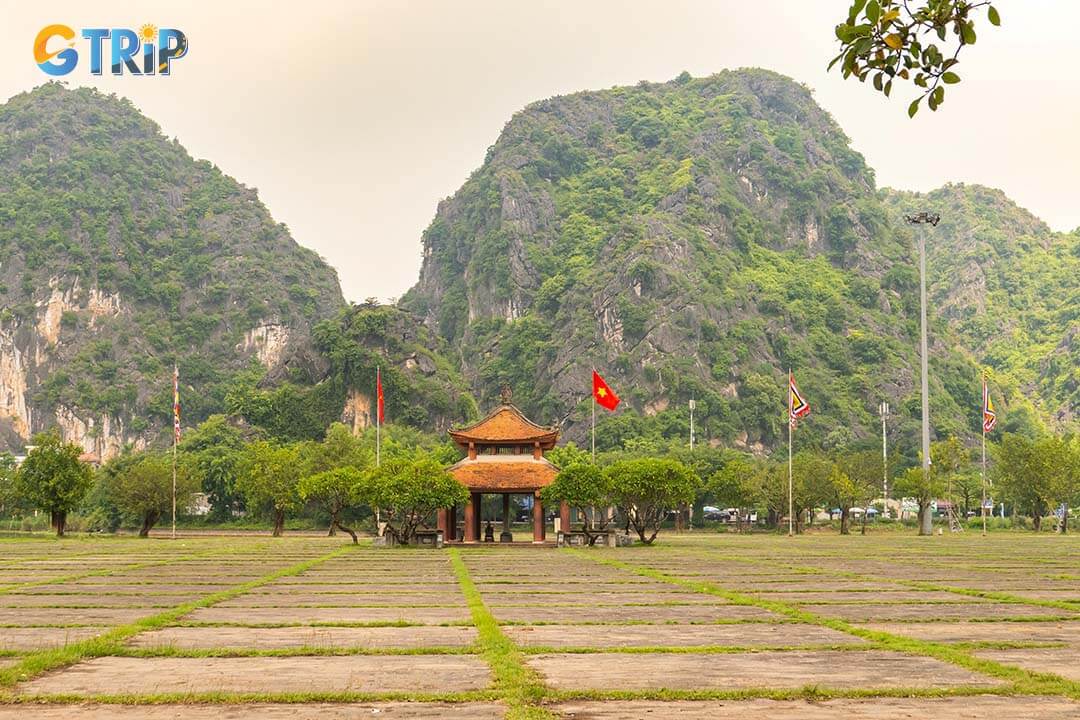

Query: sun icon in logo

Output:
[139, 24, 158, 43]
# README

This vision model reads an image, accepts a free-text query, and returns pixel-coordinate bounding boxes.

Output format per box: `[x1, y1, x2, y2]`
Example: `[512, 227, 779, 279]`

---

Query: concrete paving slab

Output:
[492, 604, 779, 624]
[506, 623, 862, 647]
[18, 655, 491, 695]
[527, 650, 1002, 691]
[0, 627, 106, 650]
[131, 625, 478, 649]
[185, 605, 471, 625]
[975, 647, 1080, 681]
[864, 620, 1080, 644]
[551, 696, 1080, 719]
[0, 703, 504, 719]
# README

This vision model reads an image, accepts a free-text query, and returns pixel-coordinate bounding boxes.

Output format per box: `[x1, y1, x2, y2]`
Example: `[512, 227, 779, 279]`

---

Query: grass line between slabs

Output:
[0, 544, 355, 696]
[449, 547, 554, 720]
[570, 550, 1080, 700]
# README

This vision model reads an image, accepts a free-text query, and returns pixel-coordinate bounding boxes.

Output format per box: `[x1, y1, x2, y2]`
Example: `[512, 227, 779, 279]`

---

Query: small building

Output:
[439, 389, 569, 543]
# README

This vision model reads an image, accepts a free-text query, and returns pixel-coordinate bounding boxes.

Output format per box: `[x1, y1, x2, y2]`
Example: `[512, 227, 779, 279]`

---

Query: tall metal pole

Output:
[981, 426, 987, 536]
[880, 401, 889, 519]
[171, 363, 177, 541]
[787, 369, 794, 537]
[591, 367, 597, 463]
[906, 212, 939, 536]
[689, 399, 695, 451]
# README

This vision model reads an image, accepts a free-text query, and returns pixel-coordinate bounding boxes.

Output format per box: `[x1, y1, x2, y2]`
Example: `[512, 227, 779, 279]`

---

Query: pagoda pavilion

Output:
[439, 388, 569, 543]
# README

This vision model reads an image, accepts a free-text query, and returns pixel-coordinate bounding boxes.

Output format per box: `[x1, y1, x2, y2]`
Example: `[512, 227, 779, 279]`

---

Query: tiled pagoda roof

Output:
[448, 403, 559, 449]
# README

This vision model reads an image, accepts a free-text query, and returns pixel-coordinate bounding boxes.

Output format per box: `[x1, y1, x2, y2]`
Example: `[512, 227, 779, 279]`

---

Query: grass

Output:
[449, 547, 555, 720]
[0, 543, 355, 694]
[571, 548, 1080, 700]
[1, 533, 1078, 713]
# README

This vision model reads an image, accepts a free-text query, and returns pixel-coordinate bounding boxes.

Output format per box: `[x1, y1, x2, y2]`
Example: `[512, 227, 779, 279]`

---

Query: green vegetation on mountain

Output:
[0, 83, 343, 448]
[882, 184, 1080, 428]
[402, 68, 1041, 459]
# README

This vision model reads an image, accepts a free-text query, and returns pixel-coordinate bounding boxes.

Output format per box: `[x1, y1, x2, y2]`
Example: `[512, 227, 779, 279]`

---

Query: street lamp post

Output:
[905, 212, 940, 536]
[879, 401, 889, 519]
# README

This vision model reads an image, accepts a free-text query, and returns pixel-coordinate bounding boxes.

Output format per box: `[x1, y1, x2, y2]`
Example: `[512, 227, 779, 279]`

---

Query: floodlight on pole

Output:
[904, 211, 940, 536]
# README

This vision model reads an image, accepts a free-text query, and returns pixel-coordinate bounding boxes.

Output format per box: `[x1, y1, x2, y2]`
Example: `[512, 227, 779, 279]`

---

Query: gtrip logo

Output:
[34, 24, 188, 76]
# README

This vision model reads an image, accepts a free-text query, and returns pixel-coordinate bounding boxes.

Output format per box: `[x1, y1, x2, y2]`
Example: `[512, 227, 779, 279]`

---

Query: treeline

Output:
[1, 417, 1076, 539]
[0, 419, 465, 543]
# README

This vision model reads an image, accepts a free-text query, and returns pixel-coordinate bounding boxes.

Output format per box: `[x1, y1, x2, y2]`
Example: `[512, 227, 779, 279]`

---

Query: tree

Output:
[356, 452, 468, 545]
[826, 466, 861, 535]
[298, 467, 363, 543]
[706, 454, 760, 529]
[0, 452, 20, 517]
[837, 449, 883, 534]
[179, 415, 250, 521]
[299, 422, 371, 537]
[893, 465, 944, 535]
[605, 458, 698, 544]
[932, 436, 970, 525]
[15, 431, 93, 536]
[789, 451, 835, 532]
[830, 0, 1002, 117]
[994, 433, 1063, 532]
[541, 463, 612, 545]
[99, 451, 199, 537]
[236, 441, 303, 536]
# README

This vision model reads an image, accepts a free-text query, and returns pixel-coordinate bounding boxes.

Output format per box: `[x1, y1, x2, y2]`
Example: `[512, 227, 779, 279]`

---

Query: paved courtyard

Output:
[0, 533, 1079, 717]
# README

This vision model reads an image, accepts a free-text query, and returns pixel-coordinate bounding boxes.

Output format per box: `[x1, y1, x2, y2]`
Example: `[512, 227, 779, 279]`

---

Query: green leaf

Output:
[873, 73, 883, 91]
[961, 22, 976, 45]
[988, 6, 1001, 26]
[848, 0, 868, 25]
[884, 79, 893, 97]
[908, 98, 920, 118]
[942, 72, 960, 84]
[866, 0, 880, 24]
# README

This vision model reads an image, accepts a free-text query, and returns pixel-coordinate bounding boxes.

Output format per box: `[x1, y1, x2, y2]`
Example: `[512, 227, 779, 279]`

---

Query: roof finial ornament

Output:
[500, 385, 513, 405]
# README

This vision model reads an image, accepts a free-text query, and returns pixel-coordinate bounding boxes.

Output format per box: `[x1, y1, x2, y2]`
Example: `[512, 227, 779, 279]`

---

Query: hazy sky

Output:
[1, 1, 1076, 302]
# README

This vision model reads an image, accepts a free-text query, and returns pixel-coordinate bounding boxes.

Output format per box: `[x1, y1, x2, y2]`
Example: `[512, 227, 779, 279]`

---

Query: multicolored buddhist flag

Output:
[788, 371, 810, 428]
[982, 374, 997, 433]
[172, 364, 181, 444]
[592, 369, 620, 411]
[376, 367, 385, 424]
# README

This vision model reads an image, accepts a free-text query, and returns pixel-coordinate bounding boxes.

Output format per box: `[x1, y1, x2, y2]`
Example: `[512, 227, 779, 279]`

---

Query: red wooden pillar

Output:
[471, 492, 482, 541]
[532, 492, 545, 543]
[559, 501, 571, 534]
[463, 492, 477, 543]
[437, 508, 449, 538]
[448, 505, 457, 541]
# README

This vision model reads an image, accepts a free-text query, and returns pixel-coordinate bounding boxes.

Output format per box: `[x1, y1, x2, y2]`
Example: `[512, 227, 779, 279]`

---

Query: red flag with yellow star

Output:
[592, 370, 620, 411]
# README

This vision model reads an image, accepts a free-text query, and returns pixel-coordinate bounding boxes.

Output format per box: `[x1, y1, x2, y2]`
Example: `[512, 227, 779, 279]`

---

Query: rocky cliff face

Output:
[401, 69, 987, 453]
[0, 84, 345, 457]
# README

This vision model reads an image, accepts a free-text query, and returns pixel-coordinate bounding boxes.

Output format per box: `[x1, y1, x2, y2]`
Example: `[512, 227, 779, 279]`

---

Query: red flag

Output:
[592, 370, 620, 411]
[376, 367, 385, 424]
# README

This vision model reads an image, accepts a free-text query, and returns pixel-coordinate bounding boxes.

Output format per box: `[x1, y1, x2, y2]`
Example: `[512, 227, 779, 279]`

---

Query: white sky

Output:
[1, 1, 1076, 302]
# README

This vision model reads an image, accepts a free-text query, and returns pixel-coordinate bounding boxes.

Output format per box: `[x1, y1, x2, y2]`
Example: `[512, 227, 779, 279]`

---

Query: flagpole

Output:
[788, 369, 794, 537]
[981, 424, 987, 536]
[376, 366, 381, 469]
[591, 390, 596, 463]
[171, 364, 177, 541]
